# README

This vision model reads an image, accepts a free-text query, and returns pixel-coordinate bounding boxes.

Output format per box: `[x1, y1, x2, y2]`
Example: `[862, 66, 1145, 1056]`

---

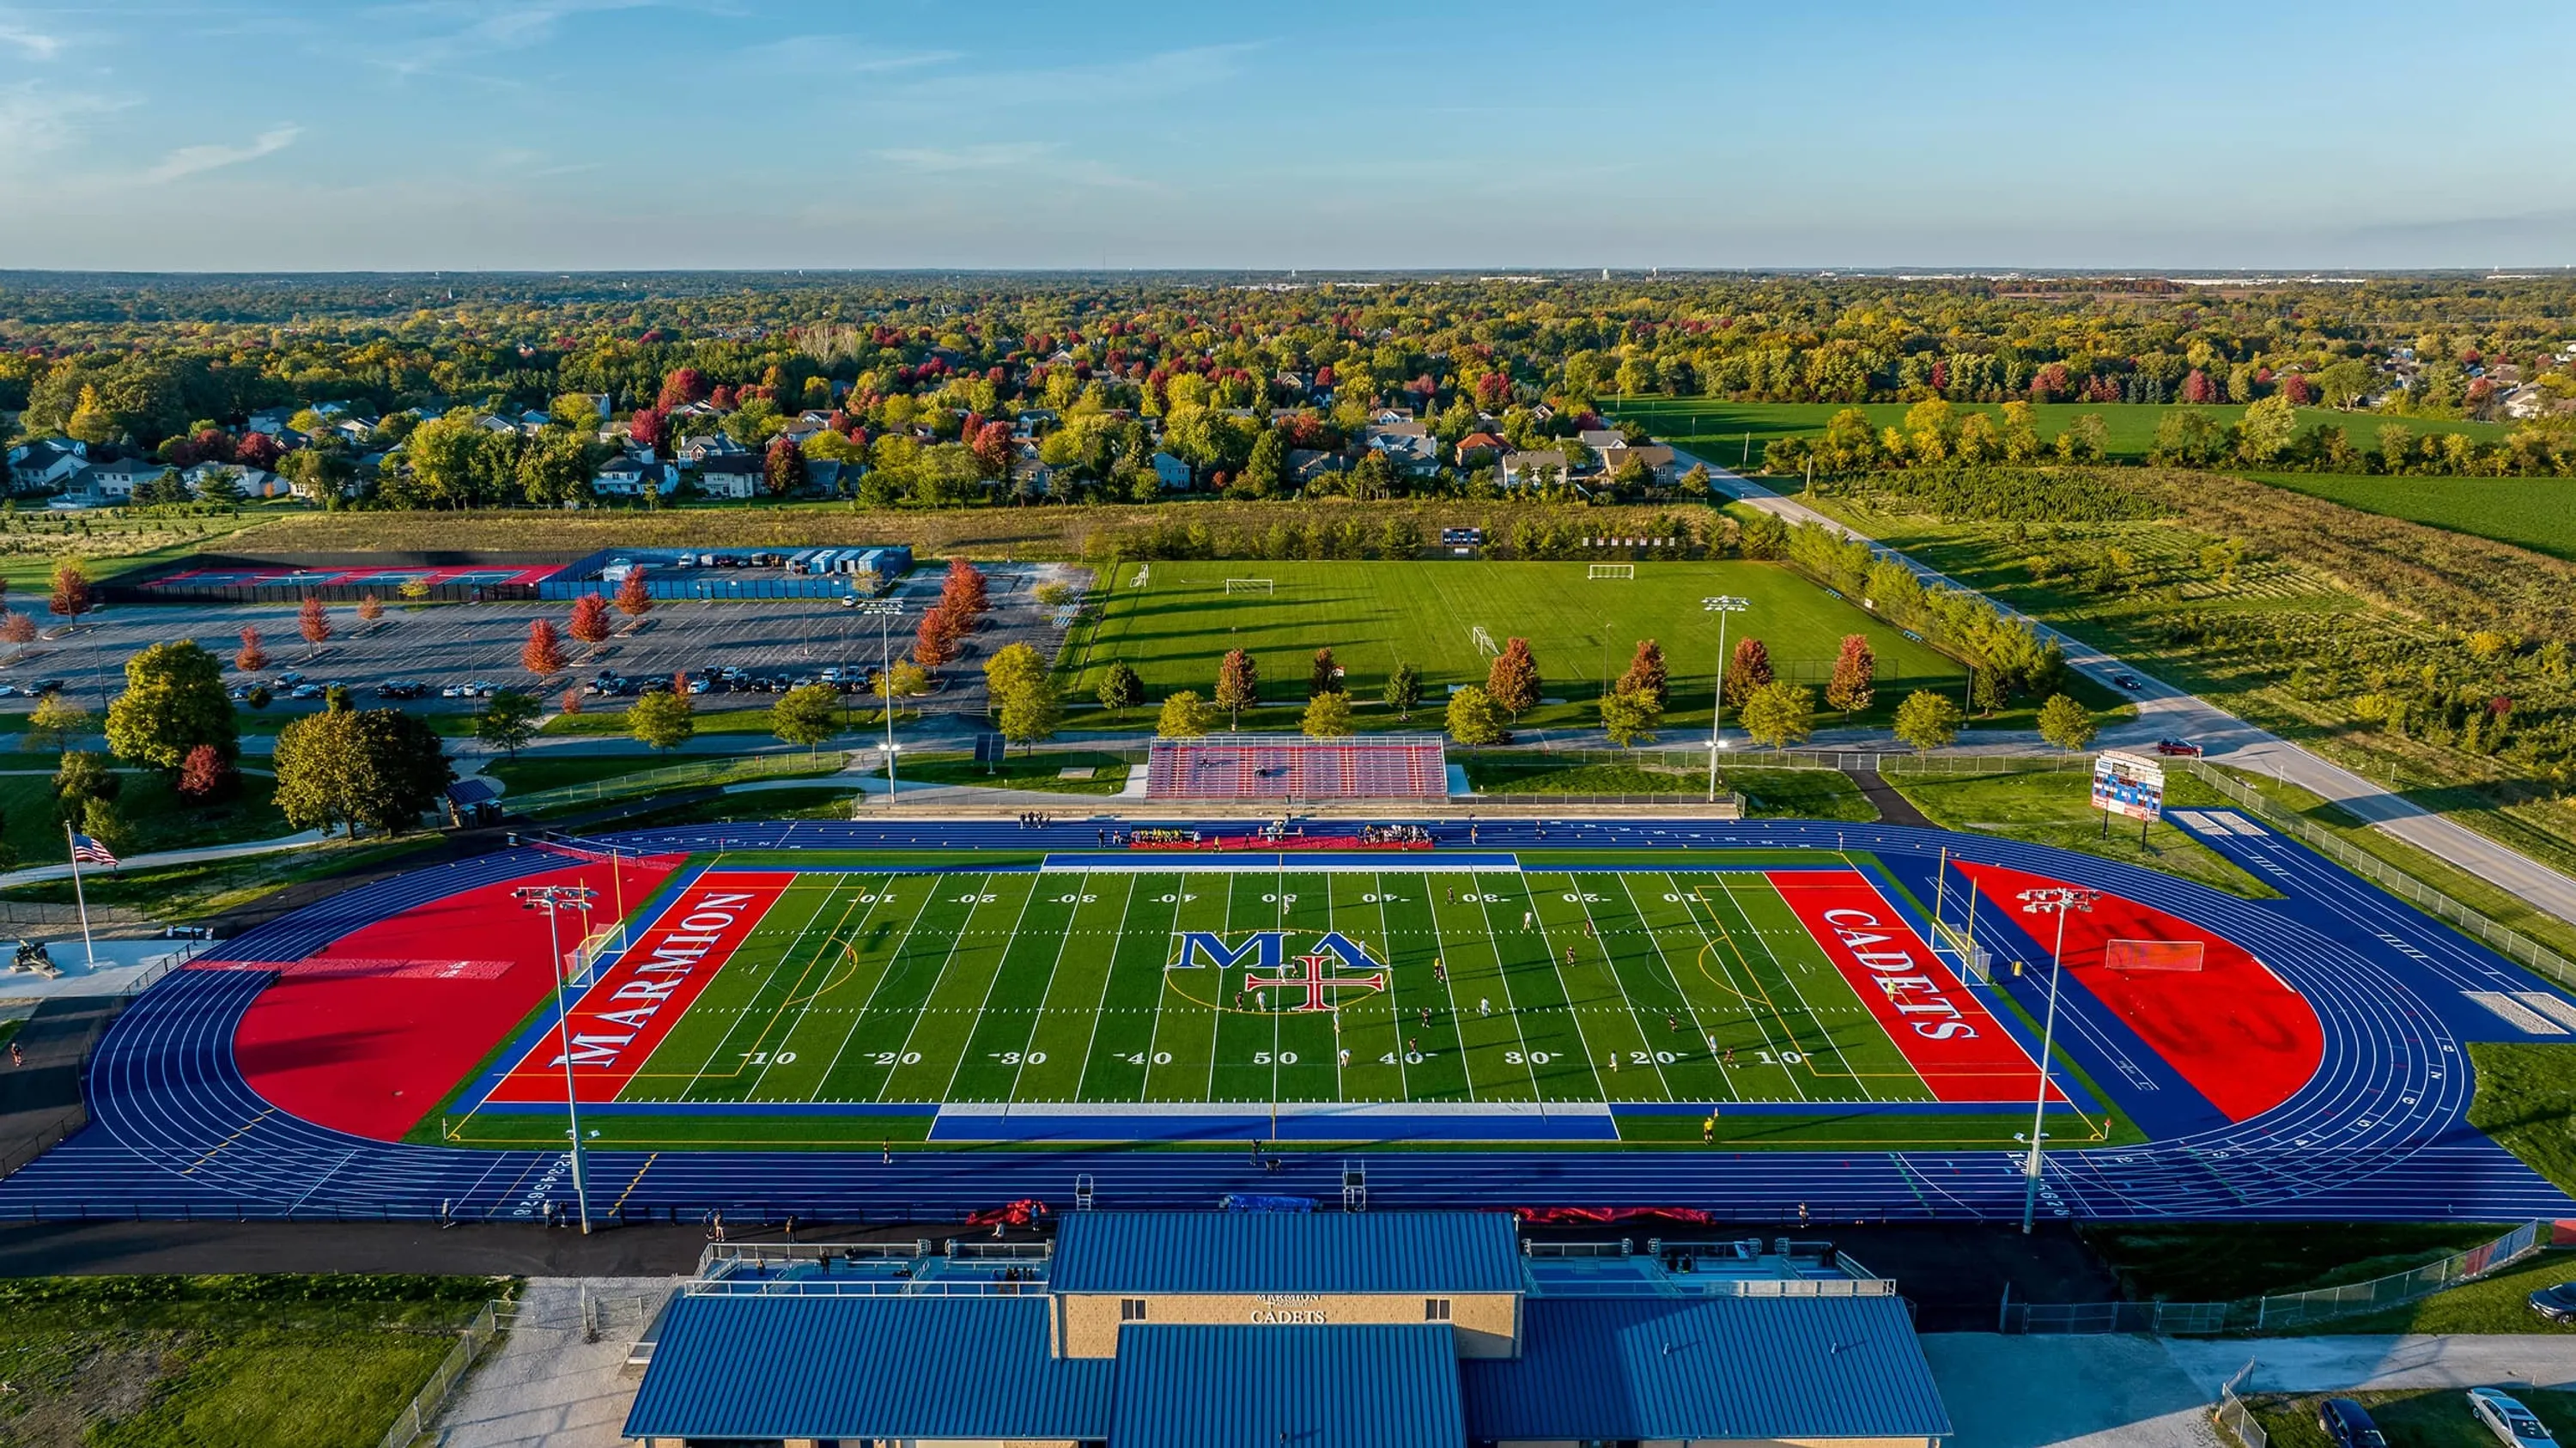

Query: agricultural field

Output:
[1609, 398, 2516, 470]
[1060, 559, 1966, 732]
[2242, 471, 2576, 561]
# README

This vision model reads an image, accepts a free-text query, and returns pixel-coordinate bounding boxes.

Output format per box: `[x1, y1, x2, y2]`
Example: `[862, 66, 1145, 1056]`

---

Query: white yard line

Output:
[1716, 875, 1883, 1104]
[1002, 873, 1099, 1103]
[1062, 873, 1141, 1104]
[934, 875, 1048, 1104]
[672, 876, 851, 1101]
[809, 877, 939, 1096]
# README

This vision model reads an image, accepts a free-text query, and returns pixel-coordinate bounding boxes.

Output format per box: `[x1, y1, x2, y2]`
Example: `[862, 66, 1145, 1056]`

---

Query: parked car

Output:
[2154, 739, 2203, 757]
[287, 684, 322, 700]
[461, 680, 495, 697]
[2470, 1389, 2558, 1448]
[30, 678, 66, 695]
[276, 671, 305, 686]
[2320, 1398, 2386, 1448]
[2113, 673, 2144, 691]
[2528, 1281, 2576, 1323]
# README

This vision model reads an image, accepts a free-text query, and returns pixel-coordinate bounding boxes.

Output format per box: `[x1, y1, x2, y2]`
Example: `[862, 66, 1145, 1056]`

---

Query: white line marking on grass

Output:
[1673, 878, 1807, 1104]
[1571, 881, 1677, 1101]
[1717, 875, 1885, 1104]
[744, 875, 902, 1099]
[801, 877, 929, 1096]
[1615, 874, 1730, 1102]
[874, 874, 1004, 1103]
[1522, 872, 1610, 1102]
[1001, 873, 1099, 1103]
[935, 875, 1048, 1104]
[1065, 872, 1139, 1104]
[673, 875, 852, 1101]
[1466, 871, 1546, 1098]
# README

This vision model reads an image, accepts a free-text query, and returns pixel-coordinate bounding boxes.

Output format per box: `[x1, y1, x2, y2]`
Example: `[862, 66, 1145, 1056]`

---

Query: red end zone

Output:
[1955, 862, 2322, 1122]
[216, 855, 681, 1141]
[1767, 869, 2062, 1104]
[483, 871, 795, 1104]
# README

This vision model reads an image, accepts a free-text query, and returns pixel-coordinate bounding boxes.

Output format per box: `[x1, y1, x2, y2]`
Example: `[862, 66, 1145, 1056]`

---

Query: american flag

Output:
[70, 833, 118, 867]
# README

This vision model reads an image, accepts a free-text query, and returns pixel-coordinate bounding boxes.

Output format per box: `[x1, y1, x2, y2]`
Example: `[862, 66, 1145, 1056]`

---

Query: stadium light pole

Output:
[517, 884, 599, 1234]
[2015, 885, 2098, 1234]
[1701, 596, 1749, 802]
[852, 600, 904, 812]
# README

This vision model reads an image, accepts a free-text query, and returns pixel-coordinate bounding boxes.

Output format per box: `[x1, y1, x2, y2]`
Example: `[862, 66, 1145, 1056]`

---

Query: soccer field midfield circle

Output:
[589, 865, 2026, 1115]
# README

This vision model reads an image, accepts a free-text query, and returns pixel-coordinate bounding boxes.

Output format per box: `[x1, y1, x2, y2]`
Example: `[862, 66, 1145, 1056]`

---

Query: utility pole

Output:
[851, 601, 905, 813]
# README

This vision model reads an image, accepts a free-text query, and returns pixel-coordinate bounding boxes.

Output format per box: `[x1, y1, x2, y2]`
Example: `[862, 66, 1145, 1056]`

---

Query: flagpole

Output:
[64, 824, 94, 968]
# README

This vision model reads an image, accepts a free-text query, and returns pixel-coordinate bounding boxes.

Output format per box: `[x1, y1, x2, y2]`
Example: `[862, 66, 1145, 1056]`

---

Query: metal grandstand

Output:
[1145, 734, 1449, 800]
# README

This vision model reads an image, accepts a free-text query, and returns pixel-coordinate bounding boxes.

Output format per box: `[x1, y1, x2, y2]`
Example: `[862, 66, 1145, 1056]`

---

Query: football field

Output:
[465, 859, 2065, 1135]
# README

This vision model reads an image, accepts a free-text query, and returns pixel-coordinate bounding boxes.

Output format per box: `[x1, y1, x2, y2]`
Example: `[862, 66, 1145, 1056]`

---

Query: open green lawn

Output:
[2244, 472, 2576, 561]
[1609, 398, 2516, 470]
[0, 834, 442, 920]
[0, 1275, 489, 1448]
[1885, 766, 2277, 898]
[2251, 1388, 2576, 1448]
[884, 750, 1134, 795]
[1458, 756, 1876, 820]
[2467, 1043, 2576, 1196]
[0, 769, 286, 863]
[1064, 559, 1967, 733]
[2296, 1249, 2576, 1335]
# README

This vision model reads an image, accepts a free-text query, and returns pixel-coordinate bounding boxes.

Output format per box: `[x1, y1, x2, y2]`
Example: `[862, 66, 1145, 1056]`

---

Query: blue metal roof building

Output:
[1462, 1295, 1953, 1444]
[1052, 1210, 1522, 1295]
[1111, 1324, 1463, 1448]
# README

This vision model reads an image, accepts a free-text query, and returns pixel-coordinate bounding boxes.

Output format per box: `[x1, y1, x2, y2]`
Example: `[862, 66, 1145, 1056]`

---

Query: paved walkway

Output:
[0, 827, 330, 889]
[434, 1276, 675, 1448]
[1690, 452, 2576, 929]
[1923, 1332, 2576, 1448]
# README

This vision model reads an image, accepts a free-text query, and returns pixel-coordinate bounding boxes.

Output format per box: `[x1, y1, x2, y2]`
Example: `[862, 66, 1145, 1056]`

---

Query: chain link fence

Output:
[377, 1299, 503, 1448]
[505, 751, 854, 813]
[2186, 763, 2576, 992]
[2214, 1359, 2267, 1448]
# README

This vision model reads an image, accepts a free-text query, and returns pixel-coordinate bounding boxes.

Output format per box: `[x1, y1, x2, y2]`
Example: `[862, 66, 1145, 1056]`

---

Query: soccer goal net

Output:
[1589, 563, 1636, 580]
[2105, 938, 2206, 971]
[1470, 624, 1499, 656]
[1224, 578, 1274, 594]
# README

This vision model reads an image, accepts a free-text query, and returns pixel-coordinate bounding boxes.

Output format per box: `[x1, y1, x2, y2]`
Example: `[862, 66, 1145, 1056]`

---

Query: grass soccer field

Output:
[448, 855, 2095, 1148]
[1061, 559, 1965, 732]
[1607, 398, 2516, 469]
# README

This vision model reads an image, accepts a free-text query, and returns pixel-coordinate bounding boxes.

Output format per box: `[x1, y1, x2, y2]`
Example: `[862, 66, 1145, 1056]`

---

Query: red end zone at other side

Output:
[210, 857, 680, 1141]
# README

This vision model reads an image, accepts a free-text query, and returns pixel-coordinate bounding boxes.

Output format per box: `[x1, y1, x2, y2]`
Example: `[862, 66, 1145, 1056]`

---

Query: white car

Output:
[462, 680, 495, 697]
[2471, 1389, 2558, 1448]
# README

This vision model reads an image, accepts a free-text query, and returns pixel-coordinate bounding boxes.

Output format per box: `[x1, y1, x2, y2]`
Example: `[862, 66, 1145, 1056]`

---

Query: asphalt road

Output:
[1687, 451, 2576, 930]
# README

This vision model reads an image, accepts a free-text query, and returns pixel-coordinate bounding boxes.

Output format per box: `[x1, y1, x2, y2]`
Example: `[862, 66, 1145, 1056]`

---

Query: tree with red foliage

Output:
[522, 618, 568, 677]
[1618, 639, 1668, 708]
[615, 569, 653, 618]
[2278, 373, 2316, 405]
[913, 605, 961, 667]
[191, 428, 234, 465]
[176, 743, 234, 803]
[0, 612, 34, 647]
[234, 626, 270, 673]
[763, 436, 805, 496]
[357, 593, 384, 624]
[298, 595, 331, 655]
[708, 384, 737, 410]
[940, 557, 989, 616]
[559, 686, 585, 716]
[656, 368, 708, 411]
[234, 432, 283, 470]
[2026, 362, 2071, 403]
[969, 421, 1015, 480]
[2180, 368, 2218, 405]
[628, 405, 667, 451]
[1725, 637, 1772, 707]
[1472, 370, 1511, 411]
[568, 593, 611, 646]
[1485, 637, 1541, 721]
[1825, 634, 1876, 715]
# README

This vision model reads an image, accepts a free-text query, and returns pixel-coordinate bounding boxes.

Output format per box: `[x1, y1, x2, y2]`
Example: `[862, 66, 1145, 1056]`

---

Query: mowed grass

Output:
[1884, 766, 2279, 899]
[548, 867, 1963, 1116]
[2251, 1389, 2576, 1448]
[1607, 398, 2516, 470]
[1065, 560, 1965, 733]
[2243, 471, 2576, 561]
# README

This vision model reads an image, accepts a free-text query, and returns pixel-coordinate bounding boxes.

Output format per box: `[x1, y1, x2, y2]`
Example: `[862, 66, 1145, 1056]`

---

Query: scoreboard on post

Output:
[2092, 749, 2166, 822]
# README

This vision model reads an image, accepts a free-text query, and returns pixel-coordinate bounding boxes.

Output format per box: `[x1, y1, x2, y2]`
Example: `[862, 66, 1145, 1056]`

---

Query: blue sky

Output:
[3, 0, 2570, 271]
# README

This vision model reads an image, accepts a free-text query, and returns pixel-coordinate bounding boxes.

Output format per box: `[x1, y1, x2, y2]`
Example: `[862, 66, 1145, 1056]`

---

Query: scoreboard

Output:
[2092, 749, 2166, 822]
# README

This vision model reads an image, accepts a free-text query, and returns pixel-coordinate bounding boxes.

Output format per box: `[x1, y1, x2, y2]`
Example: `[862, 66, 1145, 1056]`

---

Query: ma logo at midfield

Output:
[1172, 930, 1388, 1013]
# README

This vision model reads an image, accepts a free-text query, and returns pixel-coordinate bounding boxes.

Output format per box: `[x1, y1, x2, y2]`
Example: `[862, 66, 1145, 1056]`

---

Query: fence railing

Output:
[2002, 1220, 2548, 1336]
[2186, 763, 2576, 992]
[377, 1299, 503, 1448]
[0, 900, 147, 927]
[507, 751, 854, 813]
[2214, 1359, 2266, 1448]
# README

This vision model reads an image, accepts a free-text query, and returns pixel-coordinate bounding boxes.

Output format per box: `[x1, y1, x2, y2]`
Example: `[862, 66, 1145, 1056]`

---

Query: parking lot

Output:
[5, 561, 1086, 723]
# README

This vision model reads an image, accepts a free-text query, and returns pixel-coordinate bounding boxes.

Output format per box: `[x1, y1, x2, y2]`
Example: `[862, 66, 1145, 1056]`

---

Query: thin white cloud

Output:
[890, 40, 1262, 109]
[731, 34, 958, 76]
[367, 0, 664, 78]
[143, 125, 300, 182]
[0, 84, 119, 160]
[0, 21, 59, 58]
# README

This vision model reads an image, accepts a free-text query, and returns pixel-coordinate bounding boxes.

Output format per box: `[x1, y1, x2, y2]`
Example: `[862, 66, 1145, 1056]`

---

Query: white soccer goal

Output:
[1224, 578, 1275, 594]
[1470, 624, 1499, 656]
[1589, 563, 1636, 580]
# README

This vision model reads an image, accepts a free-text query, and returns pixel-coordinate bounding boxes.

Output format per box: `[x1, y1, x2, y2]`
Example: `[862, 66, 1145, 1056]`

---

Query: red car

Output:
[2154, 739, 2202, 757]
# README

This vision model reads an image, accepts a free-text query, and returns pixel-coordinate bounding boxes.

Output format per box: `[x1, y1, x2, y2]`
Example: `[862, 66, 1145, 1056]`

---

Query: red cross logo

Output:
[1244, 952, 1388, 1013]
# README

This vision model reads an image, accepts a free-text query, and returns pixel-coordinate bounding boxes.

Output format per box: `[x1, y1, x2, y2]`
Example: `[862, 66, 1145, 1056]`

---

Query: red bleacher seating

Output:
[1145, 735, 1448, 800]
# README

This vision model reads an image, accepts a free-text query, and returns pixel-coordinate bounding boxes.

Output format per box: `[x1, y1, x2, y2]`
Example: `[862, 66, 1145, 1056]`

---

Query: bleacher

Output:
[1145, 734, 1449, 800]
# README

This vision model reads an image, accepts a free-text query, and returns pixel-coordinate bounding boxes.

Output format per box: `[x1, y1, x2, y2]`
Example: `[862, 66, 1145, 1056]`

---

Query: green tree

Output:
[474, 690, 542, 758]
[1599, 688, 1663, 747]
[2235, 393, 2300, 464]
[1738, 681, 1815, 751]
[1445, 684, 1510, 745]
[982, 642, 1048, 712]
[1383, 661, 1424, 721]
[628, 689, 696, 753]
[1301, 691, 1355, 738]
[1097, 661, 1145, 715]
[2036, 694, 2099, 752]
[81, 796, 132, 857]
[997, 673, 1063, 751]
[273, 707, 453, 837]
[1892, 690, 1963, 754]
[1485, 637, 1541, 720]
[1215, 648, 1258, 729]
[1157, 690, 1216, 739]
[772, 684, 842, 758]
[1236, 428, 1285, 498]
[52, 750, 121, 828]
[104, 640, 237, 771]
[26, 692, 94, 751]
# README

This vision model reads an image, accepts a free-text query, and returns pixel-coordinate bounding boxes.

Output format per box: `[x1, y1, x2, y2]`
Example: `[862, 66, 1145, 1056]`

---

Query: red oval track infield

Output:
[1955, 862, 2324, 1121]
[210, 856, 679, 1141]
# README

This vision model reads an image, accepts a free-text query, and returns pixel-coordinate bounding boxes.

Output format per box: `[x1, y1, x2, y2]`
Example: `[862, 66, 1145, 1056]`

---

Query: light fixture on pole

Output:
[850, 600, 905, 813]
[1701, 596, 1750, 802]
[515, 883, 599, 1233]
[2014, 884, 2098, 1234]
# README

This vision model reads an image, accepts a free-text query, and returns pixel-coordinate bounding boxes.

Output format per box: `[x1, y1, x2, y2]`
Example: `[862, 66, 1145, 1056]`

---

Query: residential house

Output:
[667, 400, 726, 423]
[1577, 429, 1629, 455]
[1500, 449, 1570, 490]
[473, 414, 520, 436]
[245, 409, 295, 436]
[1011, 409, 1059, 438]
[1364, 421, 1439, 472]
[677, 435, 748, 465]
[805, 459, 848, 496]
[60, 457, 161, 505]
[1603, 443, 1677, 484]
[1288, 448, 1346, 487]
[1455, 431, 1504, 465]
[330, 417, 379, 446]
[1150, 451, 1194, 490]
[1369, 405, 1416, 426]
[568, 393, 611, 421]
[8, 439, 88, 490]
[592, 452, 679, 498]
[779, 416, 830, 445]
[695, 453, 763, 499]
[184, 463, 291, 500]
